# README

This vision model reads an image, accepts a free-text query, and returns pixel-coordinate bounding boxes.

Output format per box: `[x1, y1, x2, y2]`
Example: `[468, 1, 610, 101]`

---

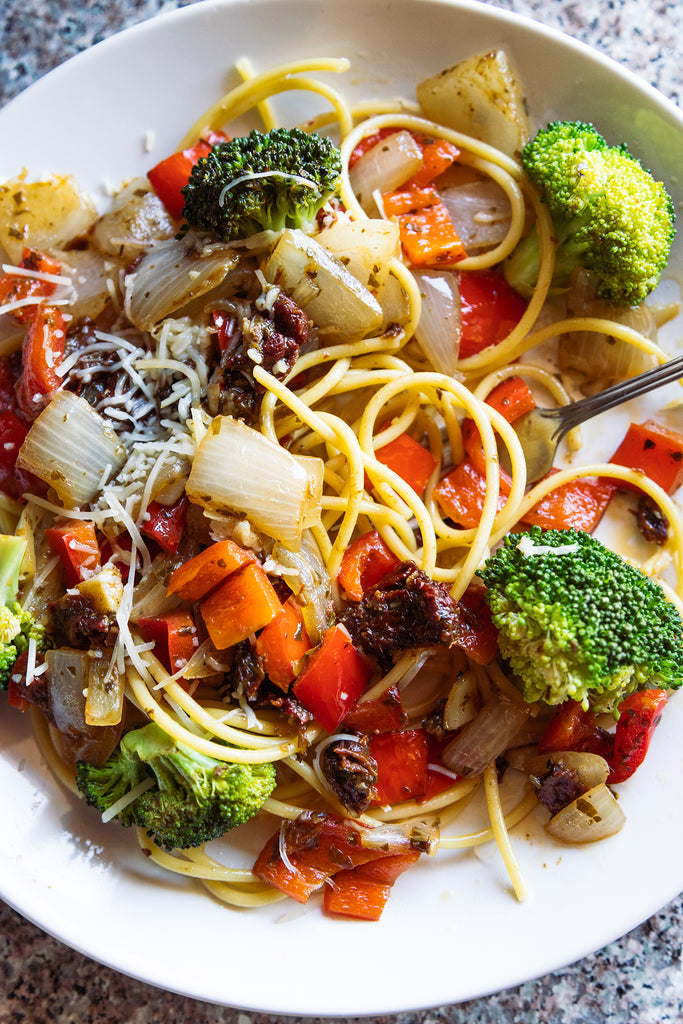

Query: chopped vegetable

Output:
[182, 127, 342, 240]
[200, 561, 281, 650]
[167, 538, 255, 602]
[433, 457, 508, 529]
[77, 721, 276, 849]
[458, 271, 527, 359]
[337, 530, 401, 602]
[45, 519, 101, 587]
[0, 248, 62, 323]
[292, 622, 371, 733]
[520, 475, 617, 533]
[607, 688, 667, 784]
[539, 688, 668, 784]
[140, 497, 188, 554]
[15, 304, 66, 418]
[254, 596, 312, 689]
[323, 850, 420, 921]
[479, 526, 683, 708]
[137, 610, 199, 675]
[504, 120, 675, 305]
[456, 582, 499, 665]
[147, 131, 228, 219]
[609, 420, 683, 496]
[253, 812, 386, 904]
[382, 186, 467, 266]
[369, 728, 429, 805]
[372, 431, 439, 496]
[342, 684, 407, 734]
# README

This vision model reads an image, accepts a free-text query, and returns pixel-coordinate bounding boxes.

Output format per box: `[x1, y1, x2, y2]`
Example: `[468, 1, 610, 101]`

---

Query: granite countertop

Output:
[1, 0, 682, 1021]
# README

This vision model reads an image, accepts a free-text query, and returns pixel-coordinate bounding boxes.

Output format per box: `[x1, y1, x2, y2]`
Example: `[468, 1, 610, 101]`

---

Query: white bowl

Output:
[1, 0, 682, 1014]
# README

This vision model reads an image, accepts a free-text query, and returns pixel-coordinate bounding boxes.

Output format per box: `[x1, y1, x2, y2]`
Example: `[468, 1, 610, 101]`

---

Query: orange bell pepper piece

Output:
[254, 597, 312, 690]
[199, 561, 281, 650]
[167, 539, 255, 601]
[382, 186, 467, 266]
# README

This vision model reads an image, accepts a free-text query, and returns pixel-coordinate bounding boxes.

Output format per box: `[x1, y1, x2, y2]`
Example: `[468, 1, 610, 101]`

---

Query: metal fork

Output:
[502, 351, 683, 483]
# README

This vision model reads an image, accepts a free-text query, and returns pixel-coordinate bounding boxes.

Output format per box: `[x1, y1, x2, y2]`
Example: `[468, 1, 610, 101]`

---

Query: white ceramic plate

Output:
[1, 0, 683, 1014]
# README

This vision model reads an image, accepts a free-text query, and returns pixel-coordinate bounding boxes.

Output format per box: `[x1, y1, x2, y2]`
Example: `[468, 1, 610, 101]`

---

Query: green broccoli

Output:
[181, 127, 342, 241]
[477, 525, 683, 710]
[0, 533, 50, 688]
[76, 721, 277, 849]
[503, 120, 675, 306]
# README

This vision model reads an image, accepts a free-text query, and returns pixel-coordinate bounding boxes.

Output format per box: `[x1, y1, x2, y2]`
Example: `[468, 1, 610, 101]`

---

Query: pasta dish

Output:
[0, 51, 682, 921]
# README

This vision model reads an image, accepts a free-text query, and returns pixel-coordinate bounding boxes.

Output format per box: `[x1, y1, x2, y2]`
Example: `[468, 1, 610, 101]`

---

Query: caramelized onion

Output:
[45, 648, 123, 765]
[17, 391, 126, 506]
[440, 180, 512, 251]
[125, 233, 239, 331]
[349, 130, 423, 213]
[272, 531, 334, 644]
[545, 783, 626, 843]
[441, 693, 530, 777]
[185, 416, 323, 546]
[413, 269, 462, 376]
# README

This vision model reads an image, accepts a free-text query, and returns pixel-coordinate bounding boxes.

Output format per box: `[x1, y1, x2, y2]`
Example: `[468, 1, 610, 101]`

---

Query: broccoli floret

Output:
[0, 534, 50, 689]
[181, 127, 342, 241]
[75, 721, 277, 849]
[504, 120, 675, 306]
[477, 526, 683, 709]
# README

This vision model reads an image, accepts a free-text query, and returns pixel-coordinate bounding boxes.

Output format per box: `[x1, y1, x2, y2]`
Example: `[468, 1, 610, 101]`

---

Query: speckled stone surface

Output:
[1, 0, 682, 1021]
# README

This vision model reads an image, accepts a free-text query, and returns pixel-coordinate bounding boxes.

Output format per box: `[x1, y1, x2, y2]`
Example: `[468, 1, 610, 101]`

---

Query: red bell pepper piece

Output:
[254, 597, 312, 690]
[538, 690, 668, 785]
[211, 309, 240, 354]
[0, 411, 27, 474]
[337, 530, 401, 602]
[15, 304, 66, 419]
[521, 475, 617, 533]
[292, 622, 371, 733]
[609, 420, 683, 496]
[607, 689, 667, 784]
[456, 581, 499, 665]
[433, 457, 508, 529]
[323, 850, 421, 921]
[407, 135, 460, 187]
[138, 609, 199, 675]
[45, 519, 101, 587]
[342, 683, 407, 734]
[0, 248, 62, 323]
[418, 734, 460, 801]
[485, 375, 537, 423]
[147, 131, 228, 219]
[0, 355, 21, 412]
[382, 186, 467, 267]
[538, 700, 609, 757]
[459, 417, 495, 480]
[199, 561, 281, 650]
[140, 495, 188, 554]
[0, 409, 43, 501]
[369, 728, 429, 805]
[458, 271, 527, 359]
[372, 431, 439, 496]
[167, 538, 255, 601]
[6, 650, 31, 711]
[99, 532, 137, 583]
[451, 376, 531, 512]
[253, 812, 387, 904]
[460, 375, 535, 480]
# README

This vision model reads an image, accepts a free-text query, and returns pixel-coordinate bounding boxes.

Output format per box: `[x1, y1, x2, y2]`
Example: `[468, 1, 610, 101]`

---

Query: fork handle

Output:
[554, 351, 683, 440]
